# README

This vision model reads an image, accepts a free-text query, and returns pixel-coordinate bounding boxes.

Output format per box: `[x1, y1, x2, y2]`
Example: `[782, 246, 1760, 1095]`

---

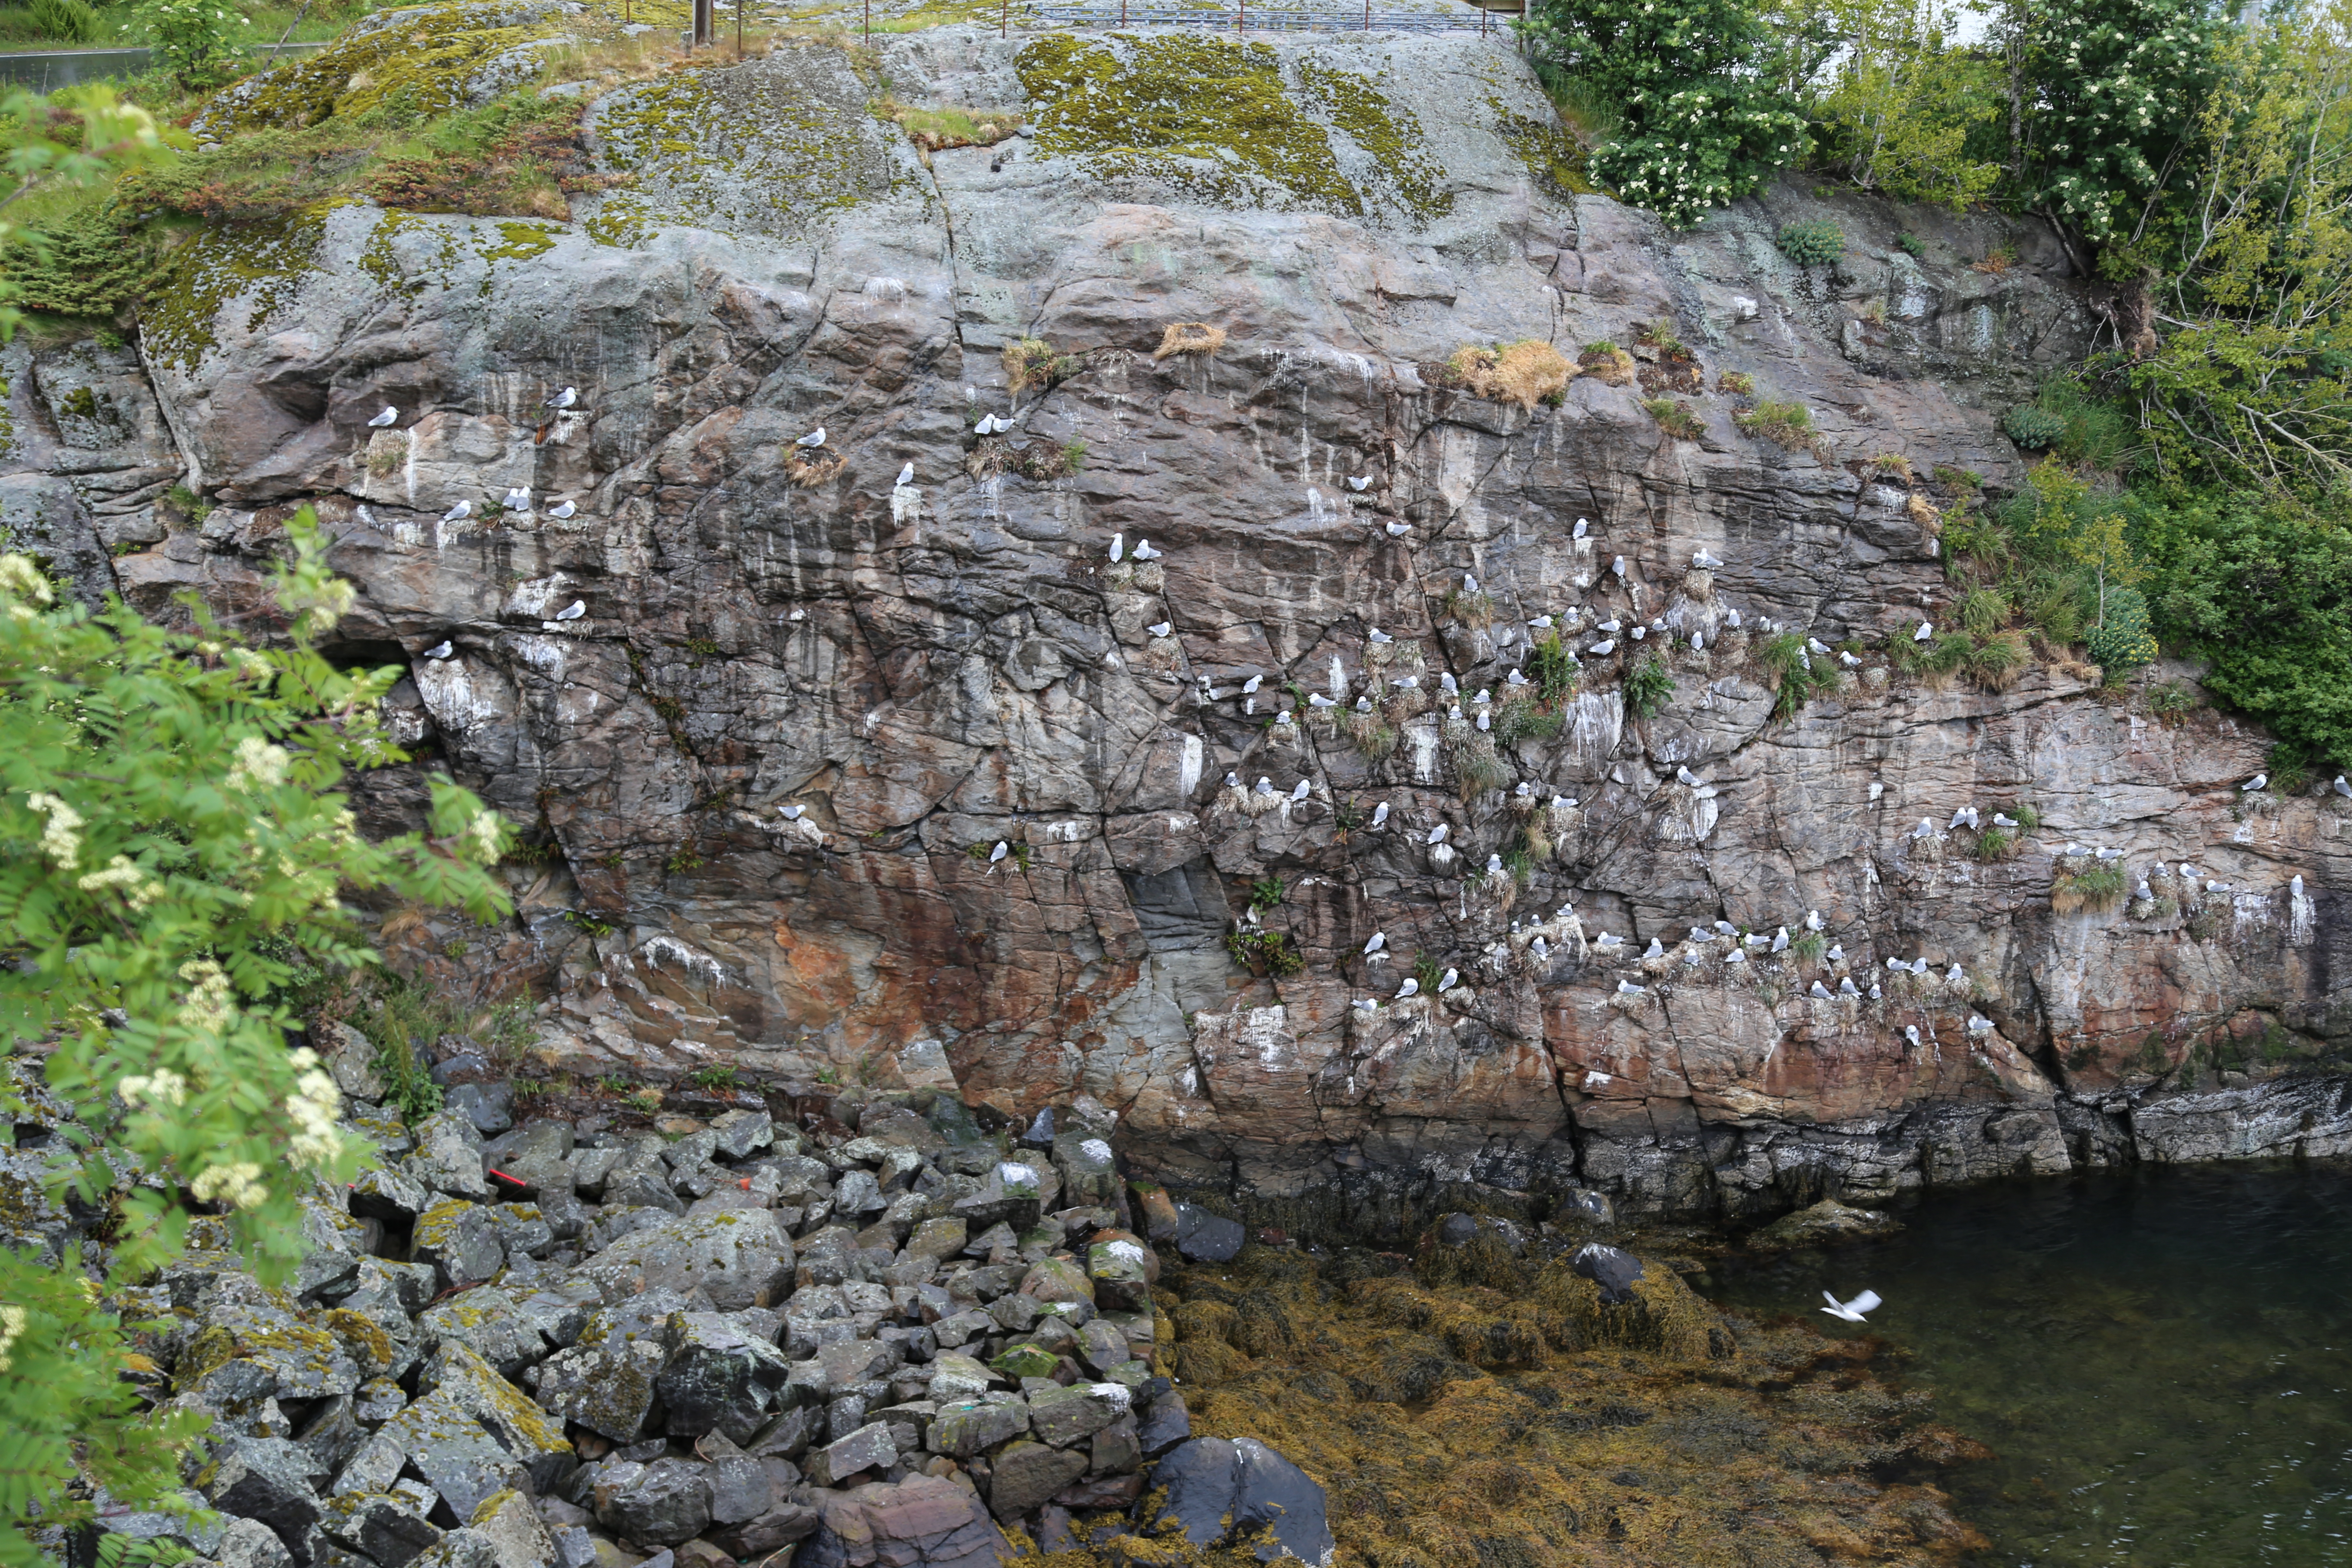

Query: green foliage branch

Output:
[0, 512, 509, 1557]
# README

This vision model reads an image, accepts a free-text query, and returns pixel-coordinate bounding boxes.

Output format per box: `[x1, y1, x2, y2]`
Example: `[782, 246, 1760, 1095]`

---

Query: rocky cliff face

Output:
[8, 20, 2346, 1226]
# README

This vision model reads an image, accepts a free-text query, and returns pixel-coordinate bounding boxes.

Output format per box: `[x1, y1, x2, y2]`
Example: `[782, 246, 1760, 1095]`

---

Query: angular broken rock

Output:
[983, 1440, 1089, 1521]
[1026, 1381, 1131, 1449]
[321, 1491, 443, 1568]
[805, 1420, 897, 1487]
[928, 1398, 1029, 1458]
[593, 1210, 795, 1311]
[196, 1436, 323, 1557]
[655, 1312, 796, 1443]
[418, 1288, 546, 1381]
[410, 1200, 505, 1293]
[799, 1474, 1011, 1568]
[593, 1457, 714, 1548]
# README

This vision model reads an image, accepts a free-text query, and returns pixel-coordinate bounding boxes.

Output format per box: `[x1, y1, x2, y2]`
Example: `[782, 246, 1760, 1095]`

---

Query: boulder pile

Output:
[62, 1033, 1332, 1568]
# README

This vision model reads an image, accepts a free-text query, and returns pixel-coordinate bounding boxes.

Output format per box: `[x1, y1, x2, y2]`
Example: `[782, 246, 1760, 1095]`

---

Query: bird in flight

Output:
[1821, 1289, 1881, 1323]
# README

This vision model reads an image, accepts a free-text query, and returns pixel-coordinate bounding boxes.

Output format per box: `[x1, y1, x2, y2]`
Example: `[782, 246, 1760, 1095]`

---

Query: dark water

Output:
[1692, 1165, 2352, 1567]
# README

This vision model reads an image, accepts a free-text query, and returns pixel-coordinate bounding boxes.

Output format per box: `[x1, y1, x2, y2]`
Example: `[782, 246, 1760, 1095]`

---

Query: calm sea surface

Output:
[1692, 1165, 2352, 1567]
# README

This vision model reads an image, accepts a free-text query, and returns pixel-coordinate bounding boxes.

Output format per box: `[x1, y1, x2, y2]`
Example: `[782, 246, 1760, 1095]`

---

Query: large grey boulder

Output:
[195, 1437, 322, 1561]
[320, 1491, 443, 1568]
[409, 1201, 505, 1293]
[418, 1288, 548, 1380]
[1153, 1436, 1336, 1566]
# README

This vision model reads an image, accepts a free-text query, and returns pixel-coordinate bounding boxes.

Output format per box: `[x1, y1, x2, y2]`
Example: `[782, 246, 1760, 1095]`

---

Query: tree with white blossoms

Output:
[0, 509, 509, 1560]
[1522, 0, 1810, 227]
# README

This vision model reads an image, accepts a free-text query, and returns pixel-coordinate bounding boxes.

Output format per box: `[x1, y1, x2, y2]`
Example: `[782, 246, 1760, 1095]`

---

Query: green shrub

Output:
[1755, 631, 1837, 718]
[1641, 396, 1706, 440]
[1624, 656, 1676, 718]
[2136, 490, 2352, 766]
[1896, 232, 1924, 256]
[2085, 585, 2158, 677]
[29, 0, 95, 41]
[2003, 404, 2069, 450]
[1247, 875, 1286, 911]
[1492, 697, 1565, 747]
[1528, 631, 1580, 704]
[1974, 826, 2015, 861]
[689, 1065, 738, 1090]
[1776, 220, 1846, 266]
[1959, 585, 2012, 637]
[1225, 928, 1304, 978]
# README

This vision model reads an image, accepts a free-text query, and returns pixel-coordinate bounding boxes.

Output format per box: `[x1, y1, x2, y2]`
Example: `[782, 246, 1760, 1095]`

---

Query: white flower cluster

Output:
[190, 1161, 268, 1210]
[77, 854, 165, 911]
[119, 1068, 189, 1108]
[285, 1047, 345, 1170]
[177, 959, 236, 1035]
[24, 792, 83, 870]
[0, 1303, 23, 1372]
[226, 735, 291, 793]
[466, 809, 504, 861]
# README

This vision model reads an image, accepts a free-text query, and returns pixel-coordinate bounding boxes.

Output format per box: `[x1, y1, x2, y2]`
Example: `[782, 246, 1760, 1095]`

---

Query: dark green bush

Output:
[1624, 657, 1676, 718]
[29, 0, 94, 39]
[2004, 404, 2069, 450]
[2085, 585, 2157, 676]
[1776, 220, 1845, 266]
[2135, 490, 2352, 766]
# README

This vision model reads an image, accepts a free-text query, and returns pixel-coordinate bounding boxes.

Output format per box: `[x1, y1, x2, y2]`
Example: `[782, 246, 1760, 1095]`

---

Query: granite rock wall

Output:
[9, 23, 2347, 1224]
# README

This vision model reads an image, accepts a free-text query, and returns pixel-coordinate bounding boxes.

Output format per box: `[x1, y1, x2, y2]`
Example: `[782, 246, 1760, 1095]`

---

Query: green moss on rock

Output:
[142, 208, 334, 374]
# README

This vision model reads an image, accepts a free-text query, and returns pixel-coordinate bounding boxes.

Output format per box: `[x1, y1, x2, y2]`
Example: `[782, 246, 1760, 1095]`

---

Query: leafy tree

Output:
[2013, 0, 2223, 265]
[2133, 490, 2352, 766]
[1521, 0, 1808, 227]
[2122, 1, 2352, 501]
[1809, 0, 2005, 208]
[0, 513, 509, 1559]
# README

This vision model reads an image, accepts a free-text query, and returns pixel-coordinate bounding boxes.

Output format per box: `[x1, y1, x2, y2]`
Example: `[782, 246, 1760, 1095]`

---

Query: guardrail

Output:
[1020, 3, 1523, 28]
[0, 38, 329, 89]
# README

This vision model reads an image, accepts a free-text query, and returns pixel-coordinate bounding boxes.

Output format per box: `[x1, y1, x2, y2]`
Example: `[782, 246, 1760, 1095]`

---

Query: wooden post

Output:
[1000, 0, 1007, 36]
[692, 0, 711, 46]
[1363, 0, 1369, 28]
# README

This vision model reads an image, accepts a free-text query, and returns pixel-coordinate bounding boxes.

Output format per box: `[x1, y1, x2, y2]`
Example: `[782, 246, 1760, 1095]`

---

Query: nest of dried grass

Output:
[784, 449, 843, 487]
[1153, 322, 1225, 360]
[1445, 340, 1572, 410]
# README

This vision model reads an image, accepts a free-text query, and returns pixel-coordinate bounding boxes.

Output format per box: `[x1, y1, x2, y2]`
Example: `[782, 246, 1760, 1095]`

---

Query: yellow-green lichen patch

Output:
[482, 220, 562, 264]
[1488, 95, 1595, 200]
[142, 208, 334, 375]
[1015, 34, 1454, 226]
[581, 45, 897, 246]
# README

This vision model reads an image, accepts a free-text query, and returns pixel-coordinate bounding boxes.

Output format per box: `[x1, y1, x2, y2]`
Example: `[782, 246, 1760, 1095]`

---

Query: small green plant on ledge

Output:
[1641, 397, 1706, 441]
[1974, 826, 2017, 861]
[1624, 657, 1676, 718]
[689, 1065, 739, 1090]
[1736, 400, 1819, 450]
[2053, 863, 2129, 914]
[1225, 927, 1304, 978]
[1777, 220, 1845, 267]
[1247, 875, 1287, 912]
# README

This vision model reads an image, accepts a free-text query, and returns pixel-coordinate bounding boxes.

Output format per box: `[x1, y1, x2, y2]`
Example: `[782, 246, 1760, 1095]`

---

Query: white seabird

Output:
[1810, 980, 1832, 999]
[1805, 910, 1824, 932]
[1289, 781, 1311, 803]
[1967, 1014, 1995, 1034]
[1644, 937, 1665, 959]
[546, 386, 578, 410]
[1371, 802, 1390, 829]
[503, 487, 531, 512]
[1839, 977, 1861, 996]
[1347, 475, 1371, 491]
[1588, 640, 1617, 656]
[1364, 933, 1387, 955]
[1694, 548, 1723, 569]
[1308, 692, 1335, 708]
[795, 426, 825, 448]
[1438, 968, 1459, 992]
[896, 462, 915, 487]
[441, 499, 473, 522]
[1148, 623, 1173, 639]
[2242, 773, 2268, 792]
[1109, 534, 1124, 562]
[422, 641, 453, 660]
[1617, 980, 1647, 995]
[1573, 518, 1589, 539]
[1821, 1290, 1881, 1323]
[1133, 540, 1163, 560]
[368, 406, 398, 428]
[1396, 977, 1419, 999]
[1428, 824, 1450, 845]
[1771, 927, 1789, 953]
[548, 499, 577, 520]
[1914, 622, 1934, 641]
[554, 600, 586, 621]
[1384, 521, 1412, 537]
[1368, 627, 1393, 644]
[1241, 674, 1262, 694]
[1253, 777, 1276, 796]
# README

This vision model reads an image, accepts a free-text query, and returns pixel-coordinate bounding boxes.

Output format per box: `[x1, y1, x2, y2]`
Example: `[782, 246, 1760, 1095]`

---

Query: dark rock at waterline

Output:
[1152, 1436, 1336, 1565]
[1173, 1203, 1244, 1264]
[1747, 1197, 1902, 1251]
[1571, 1242, 1646, 1305]
[1435, 1212, 1531, 1254]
